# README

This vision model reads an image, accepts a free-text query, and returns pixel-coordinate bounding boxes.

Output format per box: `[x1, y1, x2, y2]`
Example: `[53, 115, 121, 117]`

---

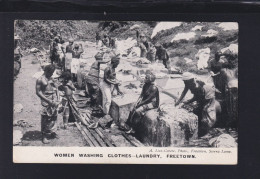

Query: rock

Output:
[30, 48, 40, 53]
[159, 104, 198, 146]
[184, 58, 193, 64]
[134, 109, 171, 147]
[209, 134, 237, 148]
[110, 93, 139, 125]
[196, 47, 211, 70]
[13, 119, 33, 128]
[130, 24, 141, 30]
[171, 32, 196, 42]
[14, 103, 23, 113]
[13, 130, 23, 145]
[130, 103, 198, 147]
[151, 22, 182, 38]
[202, 29, 218, 37]
[221, 44, 238, 55]
[191, 25, 203, 31]
[218, 22, 238, 31]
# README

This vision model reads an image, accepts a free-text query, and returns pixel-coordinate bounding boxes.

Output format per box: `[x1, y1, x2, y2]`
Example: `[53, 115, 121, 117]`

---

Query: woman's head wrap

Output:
[145, 71, 156, 83]
[111, 55, 120, 64]
[182, 72, 194, 81]
[95, 52, 103, 60]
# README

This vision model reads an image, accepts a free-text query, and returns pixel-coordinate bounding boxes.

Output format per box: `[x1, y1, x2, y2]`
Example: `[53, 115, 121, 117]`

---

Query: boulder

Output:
[130, 24, 141, 30]
[171, 32, 196, 42]
[202, 29, 218, 37]
[134, 109, 171, 147]
[159, 104, 198, 146]
[131, 103, 198, 147]
[151, 22, 182, 38]
[184, 58, 193, 64]
[218, 22, 238, 31]
[221, 44, 238, 55]
[209, 134, 237, 148]
[191, 25, 203, 31]
[30, 48, 40, 53]
[110, 93, 140, 125]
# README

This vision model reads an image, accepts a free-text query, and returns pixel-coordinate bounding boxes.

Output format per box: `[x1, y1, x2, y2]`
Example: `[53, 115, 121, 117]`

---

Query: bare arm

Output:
[155, 50, 159, 60]
[184, 96, 196, 104]
[80, 44, 84, 53]
[97, 59, 110, 64]
[137, 86, 158, 107]
[175, 86, 189, 105]
[104, 67, 118, 85]
[66, 80, 76, 91]
[166, 51, 169, 60]
[36, 78, 52, 105]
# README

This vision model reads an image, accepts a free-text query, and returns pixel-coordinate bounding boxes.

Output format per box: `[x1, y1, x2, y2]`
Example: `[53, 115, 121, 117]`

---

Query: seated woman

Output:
[123, 72, 160, 134]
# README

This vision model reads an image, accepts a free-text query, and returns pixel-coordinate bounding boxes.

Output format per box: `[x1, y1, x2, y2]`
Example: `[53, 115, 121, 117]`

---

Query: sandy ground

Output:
[13, 54, 86, 146]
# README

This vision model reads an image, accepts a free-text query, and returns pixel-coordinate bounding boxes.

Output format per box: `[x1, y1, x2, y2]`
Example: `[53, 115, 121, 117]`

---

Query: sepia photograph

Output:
[13, 20, 238, 164]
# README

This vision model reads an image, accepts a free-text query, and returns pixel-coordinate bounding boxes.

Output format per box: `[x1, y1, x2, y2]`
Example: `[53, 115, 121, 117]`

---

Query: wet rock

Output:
[14, 103, 23, 113]
[131, 109, 171, 147]
[159, 104, 198, 146]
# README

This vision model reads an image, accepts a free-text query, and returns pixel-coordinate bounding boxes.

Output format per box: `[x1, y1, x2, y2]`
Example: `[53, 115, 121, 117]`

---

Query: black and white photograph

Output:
[13, 20, 238, 164]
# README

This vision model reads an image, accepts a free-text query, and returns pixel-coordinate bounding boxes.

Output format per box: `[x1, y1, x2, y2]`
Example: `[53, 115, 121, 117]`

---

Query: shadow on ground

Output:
[22, 130, 42, 141]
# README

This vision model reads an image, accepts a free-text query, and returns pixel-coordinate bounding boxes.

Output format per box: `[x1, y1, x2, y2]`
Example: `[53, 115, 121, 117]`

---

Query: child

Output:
[58, 71, 75, 129]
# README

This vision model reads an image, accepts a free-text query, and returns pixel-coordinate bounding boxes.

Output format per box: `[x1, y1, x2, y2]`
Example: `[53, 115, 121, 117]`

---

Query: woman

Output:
[175, 72, 217, 137]
[220, 54, 238, 129]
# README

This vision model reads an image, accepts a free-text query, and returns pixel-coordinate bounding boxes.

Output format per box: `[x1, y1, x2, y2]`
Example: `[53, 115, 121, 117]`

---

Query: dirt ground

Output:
[13, 41, 237, 148]
[13, 54, 86, 147]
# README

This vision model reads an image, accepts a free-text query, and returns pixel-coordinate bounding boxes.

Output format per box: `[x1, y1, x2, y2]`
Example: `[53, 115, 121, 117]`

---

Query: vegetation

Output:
[15, 21, 238, 75]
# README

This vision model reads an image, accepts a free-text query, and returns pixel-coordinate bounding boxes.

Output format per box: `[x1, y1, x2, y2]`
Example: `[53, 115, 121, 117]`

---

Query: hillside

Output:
[15, 20, 238, 74]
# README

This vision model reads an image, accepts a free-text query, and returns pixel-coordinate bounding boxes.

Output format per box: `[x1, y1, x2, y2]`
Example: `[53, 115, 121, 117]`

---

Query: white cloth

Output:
[71, 58, 80, 74]
[100, 80, 114, 114]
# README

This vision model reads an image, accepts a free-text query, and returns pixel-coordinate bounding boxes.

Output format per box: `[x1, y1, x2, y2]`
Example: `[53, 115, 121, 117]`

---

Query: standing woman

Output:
[100, 55, 123, 115]
[139, 33, 156, 62]
[85, 52, 110, 108]
[220, 54, 238, 129]
[89, 55, 123, 129]
[209, 51, 231, 100]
